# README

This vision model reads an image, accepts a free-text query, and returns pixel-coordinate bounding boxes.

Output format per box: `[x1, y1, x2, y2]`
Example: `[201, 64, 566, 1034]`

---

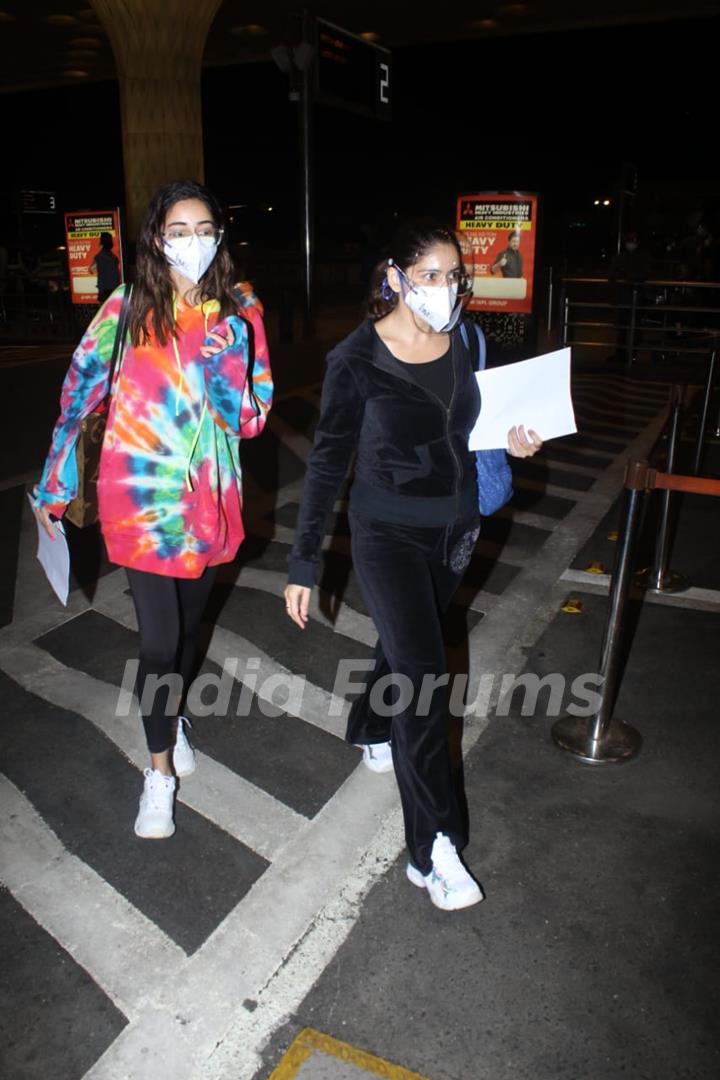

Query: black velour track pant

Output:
[346, 509, 481, 875]
[126, 565, 218, 753]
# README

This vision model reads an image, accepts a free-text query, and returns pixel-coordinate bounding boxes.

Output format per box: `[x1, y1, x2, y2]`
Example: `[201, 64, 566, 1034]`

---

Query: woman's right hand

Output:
[284, 584, 310, 629]
[33, 502, 57, 541]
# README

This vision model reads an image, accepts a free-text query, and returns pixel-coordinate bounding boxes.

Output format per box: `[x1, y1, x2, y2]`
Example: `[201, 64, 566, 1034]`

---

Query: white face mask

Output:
[402, 277, 460, 332]
[163, 233, 219, 284]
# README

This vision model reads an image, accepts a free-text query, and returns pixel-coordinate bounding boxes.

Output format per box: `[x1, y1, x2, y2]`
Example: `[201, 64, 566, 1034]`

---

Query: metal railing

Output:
[554, 275, 720, 367]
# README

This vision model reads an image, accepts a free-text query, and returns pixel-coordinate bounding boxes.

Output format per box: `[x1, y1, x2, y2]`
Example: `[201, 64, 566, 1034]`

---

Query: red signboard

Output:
[457, 193, 538, 315]
[64, 209, 123, 305]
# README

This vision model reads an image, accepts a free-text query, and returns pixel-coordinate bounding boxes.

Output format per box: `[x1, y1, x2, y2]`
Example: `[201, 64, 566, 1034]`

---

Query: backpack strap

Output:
[459, 318, 487, 372]
[108, 284, 132, 396]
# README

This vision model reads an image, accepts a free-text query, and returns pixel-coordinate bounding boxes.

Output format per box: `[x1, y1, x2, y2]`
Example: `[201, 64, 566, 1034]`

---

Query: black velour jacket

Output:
[287, 318, 482, 587]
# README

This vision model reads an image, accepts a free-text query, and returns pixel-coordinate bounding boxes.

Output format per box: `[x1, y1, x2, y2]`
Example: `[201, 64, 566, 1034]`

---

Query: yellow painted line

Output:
[268, 1027, 431, 1080]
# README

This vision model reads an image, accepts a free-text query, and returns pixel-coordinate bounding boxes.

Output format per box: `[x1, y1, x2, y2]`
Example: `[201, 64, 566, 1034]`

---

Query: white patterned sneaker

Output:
[173, 716, 196, 778]
[357, 741, 393, 773]
[406, 832, 484, 910]
[134, 768, 176, 839]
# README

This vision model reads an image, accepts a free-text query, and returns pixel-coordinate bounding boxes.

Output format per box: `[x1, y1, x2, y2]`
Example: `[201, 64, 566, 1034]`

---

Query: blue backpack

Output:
[460, 320, 513, 516]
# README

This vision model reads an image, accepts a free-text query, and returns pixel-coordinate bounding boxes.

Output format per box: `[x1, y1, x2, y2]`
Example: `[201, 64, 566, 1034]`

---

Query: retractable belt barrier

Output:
[551, 459, 720, 765]
[644, 470, 720, 496]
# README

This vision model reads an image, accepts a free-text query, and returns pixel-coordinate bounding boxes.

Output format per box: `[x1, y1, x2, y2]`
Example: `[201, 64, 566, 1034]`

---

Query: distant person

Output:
[90, 232, 121, 303]
[676, 222, 714, 281]
[608, 231, 652, 283]
[491, 230, 523, 277]
[32, 180, 273, 840]
[608, 232, 652, 361]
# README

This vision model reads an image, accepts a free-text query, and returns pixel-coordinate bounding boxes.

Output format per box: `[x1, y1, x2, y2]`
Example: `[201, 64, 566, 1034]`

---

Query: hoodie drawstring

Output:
[171, 298, 212, 492]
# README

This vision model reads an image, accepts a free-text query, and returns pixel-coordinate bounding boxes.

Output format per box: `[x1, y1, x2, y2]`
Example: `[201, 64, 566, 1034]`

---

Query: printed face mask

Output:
[395, 265, 461, 332]
[403, 279, 460, 332]
[163, 233, 219, 284]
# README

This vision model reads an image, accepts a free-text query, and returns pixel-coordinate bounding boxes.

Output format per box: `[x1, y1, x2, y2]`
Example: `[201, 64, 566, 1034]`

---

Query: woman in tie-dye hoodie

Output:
[34, 180, 273, 839]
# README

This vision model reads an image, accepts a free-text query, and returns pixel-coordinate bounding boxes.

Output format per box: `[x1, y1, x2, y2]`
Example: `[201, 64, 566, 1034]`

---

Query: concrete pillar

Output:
[91, 0, 222, 239]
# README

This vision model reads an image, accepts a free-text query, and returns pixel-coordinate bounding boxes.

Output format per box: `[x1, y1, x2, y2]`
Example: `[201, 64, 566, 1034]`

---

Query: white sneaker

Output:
[357, 741, 393, 773]
[134, 768, 176, 839]
[406, 832, 484, 910]
[173, 715, 196, 778]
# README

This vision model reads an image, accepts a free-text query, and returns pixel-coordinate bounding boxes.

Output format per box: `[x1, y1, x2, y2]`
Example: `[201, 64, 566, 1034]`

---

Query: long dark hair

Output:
[368, 219, 465, 320]
[129, 179, 239, 347]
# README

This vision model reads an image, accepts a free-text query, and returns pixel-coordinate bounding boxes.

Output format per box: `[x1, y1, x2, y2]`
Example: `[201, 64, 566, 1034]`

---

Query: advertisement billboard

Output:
[64, 209, 123, 305]
[457, 193, 538, 315]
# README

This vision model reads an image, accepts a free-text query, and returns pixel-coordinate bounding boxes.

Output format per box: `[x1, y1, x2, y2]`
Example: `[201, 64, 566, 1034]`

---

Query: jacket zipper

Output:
[413, 337, 461, 511]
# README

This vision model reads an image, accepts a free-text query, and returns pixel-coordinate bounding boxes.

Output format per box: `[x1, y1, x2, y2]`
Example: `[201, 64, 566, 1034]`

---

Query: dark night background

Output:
[1, 15, 718, 280]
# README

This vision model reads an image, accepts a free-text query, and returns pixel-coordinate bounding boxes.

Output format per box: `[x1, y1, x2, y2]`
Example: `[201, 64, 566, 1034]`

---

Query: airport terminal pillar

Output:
[91, 0, 221, 239]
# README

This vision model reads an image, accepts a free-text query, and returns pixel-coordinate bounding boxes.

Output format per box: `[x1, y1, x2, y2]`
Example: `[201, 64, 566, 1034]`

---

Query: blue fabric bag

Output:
[460, 321, 513, 516]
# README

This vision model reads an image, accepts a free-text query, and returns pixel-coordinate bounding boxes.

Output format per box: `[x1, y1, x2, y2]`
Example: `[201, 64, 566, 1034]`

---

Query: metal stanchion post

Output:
[712, 404, 720, 441]
[692, 347, 717, 475]
[560, 288, 568, 348]
[637, 385, 689, 593]
[546, 265, 554, 335]
[626, 286, 638, 367]
[551, 462, 646, 763]
[709, 359, 720, 442]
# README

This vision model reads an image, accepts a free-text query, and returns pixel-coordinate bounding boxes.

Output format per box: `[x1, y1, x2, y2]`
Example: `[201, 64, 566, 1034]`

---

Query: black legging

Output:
[126, 566, 218, 753]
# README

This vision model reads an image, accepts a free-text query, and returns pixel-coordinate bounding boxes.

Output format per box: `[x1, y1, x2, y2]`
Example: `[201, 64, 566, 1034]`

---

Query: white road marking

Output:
[0, 774, 185, 1019]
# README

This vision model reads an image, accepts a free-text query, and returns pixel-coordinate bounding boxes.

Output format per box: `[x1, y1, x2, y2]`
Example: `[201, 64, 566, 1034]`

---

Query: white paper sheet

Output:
[468, 347, 576, 451]
[27, 494, 70, 606]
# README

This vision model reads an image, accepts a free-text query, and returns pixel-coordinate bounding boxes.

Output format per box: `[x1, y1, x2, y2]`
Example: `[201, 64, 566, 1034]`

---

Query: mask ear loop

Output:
[443, 295, 465, 331]
[391, 261, 416, 301]
[380, 258, 397, 302]
[394, 264, 437, 335]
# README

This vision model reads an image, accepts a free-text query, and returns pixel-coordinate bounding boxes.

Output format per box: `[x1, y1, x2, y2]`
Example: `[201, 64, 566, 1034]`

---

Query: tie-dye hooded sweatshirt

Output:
[35, 284, 273, 578]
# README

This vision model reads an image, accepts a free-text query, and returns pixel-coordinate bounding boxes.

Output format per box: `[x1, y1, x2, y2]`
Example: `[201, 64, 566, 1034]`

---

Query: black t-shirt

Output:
[396, 347, 453, 407]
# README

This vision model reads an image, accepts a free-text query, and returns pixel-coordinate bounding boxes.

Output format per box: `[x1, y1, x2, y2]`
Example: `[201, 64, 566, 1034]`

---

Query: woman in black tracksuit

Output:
[285, 221, 541, 911]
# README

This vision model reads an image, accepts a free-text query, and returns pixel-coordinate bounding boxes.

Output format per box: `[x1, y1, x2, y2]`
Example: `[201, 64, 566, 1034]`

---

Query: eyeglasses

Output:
[399, 264, 473, 296]
[163, 226, 224, 242]
[450, 269, 473, 296]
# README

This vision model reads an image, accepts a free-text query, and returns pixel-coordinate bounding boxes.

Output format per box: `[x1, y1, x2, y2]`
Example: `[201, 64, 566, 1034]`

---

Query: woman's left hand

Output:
[507, 424, 543, 458]
[200, 322, 235, 358]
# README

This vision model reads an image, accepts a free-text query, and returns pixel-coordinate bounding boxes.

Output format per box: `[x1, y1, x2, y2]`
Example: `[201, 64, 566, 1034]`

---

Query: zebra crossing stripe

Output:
[0, 371, 675, 1079]
[232, 566, 377, 647]
[81, 768, 401, 1080]
[267, 413, 315, 463]
[573, 400, 663, 421]
[0, 774, 185, 1018]
[206, 623, 350, 739]
[0, 642, 306, 860]
[89, 582, 353, 739]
